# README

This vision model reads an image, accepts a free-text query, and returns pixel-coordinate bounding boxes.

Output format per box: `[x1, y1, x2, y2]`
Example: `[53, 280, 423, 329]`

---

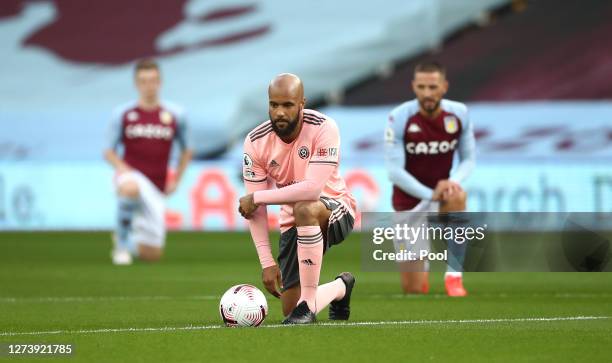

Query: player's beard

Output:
[270, 111, 300, 137]
[419, 98, 440, 115]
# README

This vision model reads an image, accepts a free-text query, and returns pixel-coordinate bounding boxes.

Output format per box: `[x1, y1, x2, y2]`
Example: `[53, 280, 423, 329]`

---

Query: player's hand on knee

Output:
[262, 265, 282, 299]
[432, 180, 450, 200]
[433, 180, 460, 201]
[165, 180, 178, 195]
[440, 189, 467, 212]
[441, 181, 463, 200]
[238, 194, 258, 219]
[116, 163, 132, 175]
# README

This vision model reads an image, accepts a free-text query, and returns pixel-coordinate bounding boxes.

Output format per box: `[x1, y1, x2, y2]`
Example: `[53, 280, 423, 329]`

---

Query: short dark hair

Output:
[134, 58, 160, 75]
[414, 61, 446, 76]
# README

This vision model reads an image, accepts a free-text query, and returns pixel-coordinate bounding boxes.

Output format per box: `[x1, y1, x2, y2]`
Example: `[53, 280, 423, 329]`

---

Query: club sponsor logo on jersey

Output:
[127, 111, 139, 122]
[160, 110, 174, 125]
[406, 139, 458, 155]
[444, 116, 458, 134]
[298, 146, 310, 159]
[125, 124, 174, 140]
[408, 123, 421, 133]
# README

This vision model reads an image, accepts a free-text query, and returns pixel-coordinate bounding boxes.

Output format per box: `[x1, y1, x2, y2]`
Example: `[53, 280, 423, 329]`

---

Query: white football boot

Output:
[111, 233, 133, 265]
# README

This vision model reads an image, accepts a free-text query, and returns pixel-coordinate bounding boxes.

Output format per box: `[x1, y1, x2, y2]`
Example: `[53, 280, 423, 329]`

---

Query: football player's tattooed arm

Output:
[384, 113, 434, 200]
[449, 113, 476, 183]
[103, 108, 131, 173]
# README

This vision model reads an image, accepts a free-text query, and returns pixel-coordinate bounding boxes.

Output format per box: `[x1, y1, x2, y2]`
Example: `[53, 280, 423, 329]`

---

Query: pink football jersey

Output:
[243, 109, 356, 230]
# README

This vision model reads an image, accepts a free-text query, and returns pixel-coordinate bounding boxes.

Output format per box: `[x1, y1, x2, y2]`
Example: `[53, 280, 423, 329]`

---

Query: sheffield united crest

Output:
[298, 146, 310, 159]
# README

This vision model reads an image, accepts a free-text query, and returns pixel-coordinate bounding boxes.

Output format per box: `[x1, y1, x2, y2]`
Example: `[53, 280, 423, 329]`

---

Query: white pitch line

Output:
[0, 316, 607, 337]
[0, 296, 219, 303]
[3, 292, 612, 304]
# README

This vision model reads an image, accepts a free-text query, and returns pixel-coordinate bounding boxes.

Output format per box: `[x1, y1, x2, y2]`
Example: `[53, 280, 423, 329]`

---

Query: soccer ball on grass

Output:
[219, 284, 268, 327]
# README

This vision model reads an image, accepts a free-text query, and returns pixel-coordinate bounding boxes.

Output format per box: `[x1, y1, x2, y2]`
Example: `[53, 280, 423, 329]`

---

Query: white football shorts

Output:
[392, 200, 439, 259]
[115, 170, 166, 247]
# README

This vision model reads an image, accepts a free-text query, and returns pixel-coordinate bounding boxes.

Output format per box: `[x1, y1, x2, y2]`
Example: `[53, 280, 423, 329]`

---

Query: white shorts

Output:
[115, 171, 166, 247]
[393, 200, 439, 259]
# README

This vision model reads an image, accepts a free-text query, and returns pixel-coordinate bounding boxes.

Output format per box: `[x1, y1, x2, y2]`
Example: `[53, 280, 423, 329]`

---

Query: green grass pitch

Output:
[1, 231, 611, 362]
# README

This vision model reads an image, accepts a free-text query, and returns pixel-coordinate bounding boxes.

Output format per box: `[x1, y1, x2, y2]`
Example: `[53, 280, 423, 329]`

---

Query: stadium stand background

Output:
[0, 0, 610, 230]
[341, 0, 612, 103]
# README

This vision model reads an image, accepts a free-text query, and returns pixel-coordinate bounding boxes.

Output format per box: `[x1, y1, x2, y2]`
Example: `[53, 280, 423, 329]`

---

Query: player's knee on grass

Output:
[281, 285, 300, 316]
[293, 201, 324, 226]
[138, 244, 163, 262]
[401, 280, 423, 294]
[440, 190, 467, 212]
[399, 262, 428, 294]
[118, 180, 139, 199]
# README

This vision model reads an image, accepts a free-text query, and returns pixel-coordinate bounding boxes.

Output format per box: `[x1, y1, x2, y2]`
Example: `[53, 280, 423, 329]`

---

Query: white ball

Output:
[219, 284, 268, 327]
